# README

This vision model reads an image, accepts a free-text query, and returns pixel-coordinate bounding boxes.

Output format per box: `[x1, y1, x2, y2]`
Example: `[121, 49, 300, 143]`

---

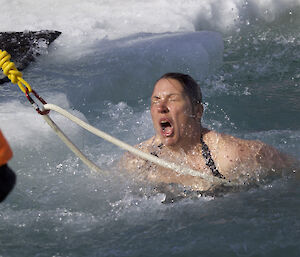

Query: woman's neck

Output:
[167, 125, 206, 154]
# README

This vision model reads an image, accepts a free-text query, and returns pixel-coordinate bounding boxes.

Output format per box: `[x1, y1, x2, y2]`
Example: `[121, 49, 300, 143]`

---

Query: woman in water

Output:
[121, 73, 298, 194]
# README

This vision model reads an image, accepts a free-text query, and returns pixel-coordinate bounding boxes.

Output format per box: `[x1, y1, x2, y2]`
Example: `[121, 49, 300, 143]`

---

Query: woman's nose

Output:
[157, 101, 169, 113]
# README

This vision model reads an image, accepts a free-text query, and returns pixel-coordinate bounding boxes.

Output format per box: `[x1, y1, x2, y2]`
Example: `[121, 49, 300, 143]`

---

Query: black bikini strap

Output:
[150, 136, 226, 179]
[200, 134, 226, 179]
[150, 142, 163, 157]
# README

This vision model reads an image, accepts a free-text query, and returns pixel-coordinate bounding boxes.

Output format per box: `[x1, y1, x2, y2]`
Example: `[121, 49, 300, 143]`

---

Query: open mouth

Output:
[159, 118, 174, 137]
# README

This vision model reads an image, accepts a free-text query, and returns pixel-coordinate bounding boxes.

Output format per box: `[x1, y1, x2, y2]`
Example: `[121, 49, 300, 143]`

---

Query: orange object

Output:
[0, 130, 13, 166]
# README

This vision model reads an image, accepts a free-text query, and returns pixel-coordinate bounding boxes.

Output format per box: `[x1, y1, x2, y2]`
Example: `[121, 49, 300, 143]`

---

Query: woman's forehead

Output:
[152, 78, 185, 96]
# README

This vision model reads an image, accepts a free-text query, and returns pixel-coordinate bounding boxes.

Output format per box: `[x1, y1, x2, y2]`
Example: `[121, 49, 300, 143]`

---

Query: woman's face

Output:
[150, 78, 200, 148]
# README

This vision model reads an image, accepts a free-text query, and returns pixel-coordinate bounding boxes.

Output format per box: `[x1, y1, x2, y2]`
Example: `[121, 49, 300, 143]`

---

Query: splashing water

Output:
[0, 1, 300, 256]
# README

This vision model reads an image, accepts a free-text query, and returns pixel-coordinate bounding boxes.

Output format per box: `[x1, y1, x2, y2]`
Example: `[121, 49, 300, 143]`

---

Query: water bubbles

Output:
[242, 87, 251, 96]
[56, 163, 63, 169]
[242, 1, 249, 8]
[233, 64, 240, 70]
[281, 139, 287, 144]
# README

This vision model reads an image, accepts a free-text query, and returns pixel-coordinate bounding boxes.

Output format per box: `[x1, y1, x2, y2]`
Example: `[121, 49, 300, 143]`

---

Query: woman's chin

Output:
[162, 136, 178, 147]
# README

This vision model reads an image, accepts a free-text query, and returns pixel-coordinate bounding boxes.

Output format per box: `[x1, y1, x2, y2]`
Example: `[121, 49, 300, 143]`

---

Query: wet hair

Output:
[158, 72, 202, 105]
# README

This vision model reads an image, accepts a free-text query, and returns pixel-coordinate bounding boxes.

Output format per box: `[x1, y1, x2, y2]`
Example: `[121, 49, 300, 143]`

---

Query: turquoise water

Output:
[0, 1, 300, 256]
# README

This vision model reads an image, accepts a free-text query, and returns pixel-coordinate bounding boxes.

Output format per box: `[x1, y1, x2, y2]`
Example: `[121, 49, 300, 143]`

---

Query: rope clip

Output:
[25, 88, 50, 115]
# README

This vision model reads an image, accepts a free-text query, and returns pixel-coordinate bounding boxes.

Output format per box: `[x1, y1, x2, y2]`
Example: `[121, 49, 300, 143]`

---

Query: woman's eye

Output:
[151, 98, 160, 104]
[169, 97, 179, 102]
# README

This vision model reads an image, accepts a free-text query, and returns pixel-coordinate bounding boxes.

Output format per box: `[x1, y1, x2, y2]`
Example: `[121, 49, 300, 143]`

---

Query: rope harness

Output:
[0, 49, 238, 187]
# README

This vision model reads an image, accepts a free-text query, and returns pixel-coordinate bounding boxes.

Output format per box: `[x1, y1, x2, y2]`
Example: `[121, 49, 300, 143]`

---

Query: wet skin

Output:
[120, 78, 299, 191]
[150, 78, 203, 152]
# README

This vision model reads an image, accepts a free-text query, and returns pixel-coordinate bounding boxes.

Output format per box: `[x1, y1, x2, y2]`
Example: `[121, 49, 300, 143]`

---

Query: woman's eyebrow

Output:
[168, 93, 181, 97]
[152, 93, 181, 98]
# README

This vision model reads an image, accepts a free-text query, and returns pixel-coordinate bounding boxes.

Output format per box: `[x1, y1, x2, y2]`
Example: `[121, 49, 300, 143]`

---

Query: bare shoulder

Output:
[209, 131, 271, 159]
[118, 137, 155, 172]
[207, 130, 296, 178]
[206, 130, 257, 157]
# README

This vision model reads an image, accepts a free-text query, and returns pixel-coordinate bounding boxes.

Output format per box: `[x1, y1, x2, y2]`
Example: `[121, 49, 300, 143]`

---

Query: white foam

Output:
[1, 0, 299, 49]
[0, 93, 87, 150]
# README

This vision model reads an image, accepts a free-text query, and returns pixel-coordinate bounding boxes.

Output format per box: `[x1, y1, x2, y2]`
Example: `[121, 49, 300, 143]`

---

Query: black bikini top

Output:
[200, 134, 225, 179]
[150, 134, 226, 179]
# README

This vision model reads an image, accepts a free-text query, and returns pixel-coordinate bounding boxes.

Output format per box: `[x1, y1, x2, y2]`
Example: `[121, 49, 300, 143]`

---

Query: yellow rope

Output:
[0, 50, 32, 93]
